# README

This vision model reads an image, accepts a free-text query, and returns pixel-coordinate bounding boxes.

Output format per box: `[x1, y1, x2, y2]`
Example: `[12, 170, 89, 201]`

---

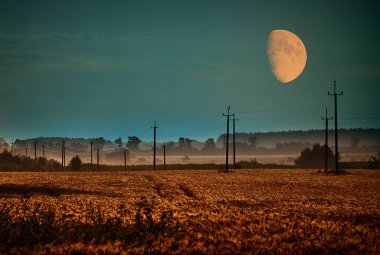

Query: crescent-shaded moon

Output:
[267, 29, 307, 83]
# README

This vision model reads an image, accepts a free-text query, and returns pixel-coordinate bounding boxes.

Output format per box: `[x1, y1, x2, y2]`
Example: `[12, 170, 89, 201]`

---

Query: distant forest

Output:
[216, 128, 380, 147]
[1, 128, 379, 165]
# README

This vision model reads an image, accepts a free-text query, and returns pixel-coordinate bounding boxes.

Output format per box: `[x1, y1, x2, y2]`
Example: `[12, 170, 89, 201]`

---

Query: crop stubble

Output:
[0, 169, 379, 254]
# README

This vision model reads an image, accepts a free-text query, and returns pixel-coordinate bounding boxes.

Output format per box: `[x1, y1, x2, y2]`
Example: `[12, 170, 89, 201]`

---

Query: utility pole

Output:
[10, 139, 13, 165]
[34, 139, 37, 170]
[223, 106, 233, 173]
[42, 145, 45, 160]
[123, 148, 127, 171]
[25, 146, 28, 158]
[90, 141, 93, 170]
[321, 108, 333, 173]
[63, 141, 66, 168]
[151, 121, 158, 170]
[11, 139, 13, 157]
[232, 114, 239, 170]
[328, 80, 343, 175]
[163, 144, 166, 170]
[97, 144, 100, 171]
[61, 140, 65, 171]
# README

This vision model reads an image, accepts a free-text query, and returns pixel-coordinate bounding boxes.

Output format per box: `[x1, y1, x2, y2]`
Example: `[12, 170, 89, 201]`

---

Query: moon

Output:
[267, 29, 307, 83]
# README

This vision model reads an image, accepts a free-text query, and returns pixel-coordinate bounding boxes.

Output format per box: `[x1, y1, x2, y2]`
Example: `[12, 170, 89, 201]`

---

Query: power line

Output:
[337, 110, 380, 116]
[340, 119, 380, 126]
[340, 116, 380, 120]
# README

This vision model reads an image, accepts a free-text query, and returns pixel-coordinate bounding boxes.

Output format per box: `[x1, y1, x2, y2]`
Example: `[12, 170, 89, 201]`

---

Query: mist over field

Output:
[2, 128, 378, 166]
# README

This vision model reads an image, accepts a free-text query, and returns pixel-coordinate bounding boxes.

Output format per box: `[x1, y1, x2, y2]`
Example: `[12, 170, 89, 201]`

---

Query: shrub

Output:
[295, 143, 334, 168]
[69, 155, 82, 171]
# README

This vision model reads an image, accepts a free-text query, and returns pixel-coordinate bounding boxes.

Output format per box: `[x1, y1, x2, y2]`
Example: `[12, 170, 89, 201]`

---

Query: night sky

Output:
[1, 0, 379, 142]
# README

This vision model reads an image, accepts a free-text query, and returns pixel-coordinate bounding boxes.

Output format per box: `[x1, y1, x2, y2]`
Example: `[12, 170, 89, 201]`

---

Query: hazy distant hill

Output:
[1, 129, 379, 165]
[1, 128, 379, 151]
[216, 128, 380, 148]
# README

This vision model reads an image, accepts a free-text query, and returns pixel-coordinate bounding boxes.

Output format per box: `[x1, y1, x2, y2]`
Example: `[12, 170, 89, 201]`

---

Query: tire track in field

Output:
[143, 175, 181, 199]
[177, 183, 199, 200]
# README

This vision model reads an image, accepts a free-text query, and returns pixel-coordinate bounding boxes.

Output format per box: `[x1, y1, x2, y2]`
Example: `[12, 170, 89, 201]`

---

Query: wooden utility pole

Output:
[123, 148, 127, 171]
[10, 139, 13, 165]
[96, 144, 99, 171]
[163, 144, 166, 170]
[34, 139, 37, 170]
[151, 121, 158, 170]
[223, 106, 233, 173]
[90, 141, 93, 170]
[321, 108, 333, 173]
[232, 114, 239, 170]
[63, 142, 66, 168]
[61, 140, 65, 171]
[42, 145, 45, 160]
[25, 146, 28, 158]
[328, 81, 343, 175]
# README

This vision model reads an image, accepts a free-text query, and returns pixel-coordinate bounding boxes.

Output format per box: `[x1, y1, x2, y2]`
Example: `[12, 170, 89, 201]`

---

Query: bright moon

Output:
[267, 29, 307, 83]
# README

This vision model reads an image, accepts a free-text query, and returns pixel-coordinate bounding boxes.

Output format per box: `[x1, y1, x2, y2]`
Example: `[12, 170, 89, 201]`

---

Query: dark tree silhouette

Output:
[178, 137, 193, 150]
[166, 141, 175, 151]
[295, 143, 334, 168]
[95, 137, 106, 146]
[69, 155, 82, 171]
[202, 138, 216, 152]
[0, 150, 12, 164]
[114, 137, 122, 148]
[126, 136, 141, 150]
[249, 137, 258, 148]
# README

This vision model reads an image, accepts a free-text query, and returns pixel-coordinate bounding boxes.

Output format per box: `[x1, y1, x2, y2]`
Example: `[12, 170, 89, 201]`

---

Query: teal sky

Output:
[1, 0, 379, 142]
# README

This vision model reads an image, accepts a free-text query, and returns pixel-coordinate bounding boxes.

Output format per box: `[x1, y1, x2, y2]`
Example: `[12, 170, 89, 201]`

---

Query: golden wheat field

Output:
[0, 169, 379, 254]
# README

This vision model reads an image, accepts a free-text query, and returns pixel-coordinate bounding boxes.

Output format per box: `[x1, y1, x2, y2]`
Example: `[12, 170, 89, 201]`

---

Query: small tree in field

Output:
[295, 143, 334, 168]
[69, 155, 82, 171]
